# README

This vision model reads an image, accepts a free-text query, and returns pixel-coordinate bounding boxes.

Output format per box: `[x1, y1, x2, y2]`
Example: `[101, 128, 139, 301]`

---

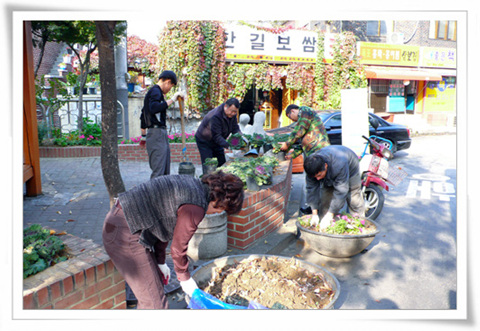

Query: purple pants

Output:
[102, 204, 169, 309]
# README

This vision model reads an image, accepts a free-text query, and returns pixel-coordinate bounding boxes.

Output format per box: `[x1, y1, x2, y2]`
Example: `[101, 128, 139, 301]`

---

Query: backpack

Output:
[140, 85, 160, 129]
[140, 104, 151, 129]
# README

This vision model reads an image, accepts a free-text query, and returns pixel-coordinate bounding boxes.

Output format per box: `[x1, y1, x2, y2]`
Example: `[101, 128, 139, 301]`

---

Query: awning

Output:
[365, 66, 443, 81]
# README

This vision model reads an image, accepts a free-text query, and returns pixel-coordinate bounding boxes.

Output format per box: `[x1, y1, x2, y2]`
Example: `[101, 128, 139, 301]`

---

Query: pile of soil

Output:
[201, 256, 336, 309]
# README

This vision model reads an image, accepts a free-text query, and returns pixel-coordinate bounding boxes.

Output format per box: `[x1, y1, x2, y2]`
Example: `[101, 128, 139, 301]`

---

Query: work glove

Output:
[139, 134, 146, 147]
[173, 91, 185, 101]
[158, 264, 171, 285]
[180, 277, 198, 297]
[310, 214, 320, 227]
[320, 212, 334, 230]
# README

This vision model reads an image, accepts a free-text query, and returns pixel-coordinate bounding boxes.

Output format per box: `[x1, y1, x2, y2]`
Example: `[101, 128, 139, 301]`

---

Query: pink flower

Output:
[120, 141, 124, 144]
[342, 215, 349, 221]
[168, 135, 174, 140]
[360, 220, 365, 225]
[89, 135, 94, 139]
[79, 134, 85, 139]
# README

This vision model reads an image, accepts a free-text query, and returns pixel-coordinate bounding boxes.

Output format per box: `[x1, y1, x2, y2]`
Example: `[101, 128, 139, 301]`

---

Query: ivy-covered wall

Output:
[157, 21, 367, 113]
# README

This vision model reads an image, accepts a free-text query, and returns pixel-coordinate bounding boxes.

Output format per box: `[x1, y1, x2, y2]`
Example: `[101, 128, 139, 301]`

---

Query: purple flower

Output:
[255, 165, 265, 174]
[230, 137, 240, 146]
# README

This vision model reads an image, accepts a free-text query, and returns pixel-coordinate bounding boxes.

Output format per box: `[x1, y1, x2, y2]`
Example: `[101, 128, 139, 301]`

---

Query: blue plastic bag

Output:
[187, 289, 268, 309]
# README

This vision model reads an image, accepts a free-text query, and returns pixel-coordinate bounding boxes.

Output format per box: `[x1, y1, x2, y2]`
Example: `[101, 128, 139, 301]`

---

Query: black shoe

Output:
[300, 206, 312, 215]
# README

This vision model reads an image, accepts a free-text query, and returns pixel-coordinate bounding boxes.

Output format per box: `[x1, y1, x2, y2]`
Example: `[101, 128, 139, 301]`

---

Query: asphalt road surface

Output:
[281, 134, 458, 310]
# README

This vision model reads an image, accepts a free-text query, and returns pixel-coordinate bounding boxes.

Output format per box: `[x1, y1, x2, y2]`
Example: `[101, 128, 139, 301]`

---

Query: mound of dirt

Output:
[201, 256, 336, 309]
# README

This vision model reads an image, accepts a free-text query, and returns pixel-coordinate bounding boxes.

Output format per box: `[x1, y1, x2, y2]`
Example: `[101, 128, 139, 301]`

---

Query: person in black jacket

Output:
[195, 98, 241, 174]
[303, 145, 365, 229]
[142, 70, 184, 178]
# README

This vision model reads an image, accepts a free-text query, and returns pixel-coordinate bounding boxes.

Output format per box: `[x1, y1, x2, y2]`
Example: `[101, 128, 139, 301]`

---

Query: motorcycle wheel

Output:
[363, 183, 385, 220]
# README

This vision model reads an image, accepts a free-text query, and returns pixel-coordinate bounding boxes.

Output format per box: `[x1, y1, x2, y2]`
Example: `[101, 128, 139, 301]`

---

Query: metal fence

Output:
[56, 97, 125, 138]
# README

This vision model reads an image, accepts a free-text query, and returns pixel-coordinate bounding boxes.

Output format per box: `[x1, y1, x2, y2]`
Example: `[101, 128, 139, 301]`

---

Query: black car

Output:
[268, 111, 411, 154]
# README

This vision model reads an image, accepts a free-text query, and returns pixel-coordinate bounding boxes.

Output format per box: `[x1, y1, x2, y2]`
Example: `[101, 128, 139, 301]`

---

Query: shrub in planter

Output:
[23, 224, 70, 279]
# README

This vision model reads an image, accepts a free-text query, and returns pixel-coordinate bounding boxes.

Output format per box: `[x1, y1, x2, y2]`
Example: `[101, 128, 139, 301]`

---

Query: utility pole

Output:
[115, 22, 129, 140]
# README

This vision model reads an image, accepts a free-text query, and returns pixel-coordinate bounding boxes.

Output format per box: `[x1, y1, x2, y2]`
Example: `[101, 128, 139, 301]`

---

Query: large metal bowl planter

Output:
[191, 254, 341, 309]
[296, 217, 380, 258]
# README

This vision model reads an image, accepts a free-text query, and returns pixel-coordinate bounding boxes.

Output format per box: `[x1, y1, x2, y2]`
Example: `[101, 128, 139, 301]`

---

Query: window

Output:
[325, 114, 342, 128]
[366, 21, 387, 36]
[432, 21, 456, 40]
[370, 79, 389, 94]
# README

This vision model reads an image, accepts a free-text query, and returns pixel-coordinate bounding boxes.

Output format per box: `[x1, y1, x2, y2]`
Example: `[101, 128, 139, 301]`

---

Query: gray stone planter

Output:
[296, 217, 380, 258]
[191, 254, 341, 309]
[187, 211, 227, 260]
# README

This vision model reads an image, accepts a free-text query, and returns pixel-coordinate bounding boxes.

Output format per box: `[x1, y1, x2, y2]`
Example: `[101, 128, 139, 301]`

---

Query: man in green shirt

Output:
[280, 104, 330, 159]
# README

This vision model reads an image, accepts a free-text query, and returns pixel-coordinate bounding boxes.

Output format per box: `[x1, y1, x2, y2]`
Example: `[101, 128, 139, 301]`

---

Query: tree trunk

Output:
[95, 21, 125, 207]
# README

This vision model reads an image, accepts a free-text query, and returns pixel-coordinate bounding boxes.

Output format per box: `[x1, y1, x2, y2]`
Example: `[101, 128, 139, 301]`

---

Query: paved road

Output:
[280, 134, 458, 309]
[22, 134, 458, 312]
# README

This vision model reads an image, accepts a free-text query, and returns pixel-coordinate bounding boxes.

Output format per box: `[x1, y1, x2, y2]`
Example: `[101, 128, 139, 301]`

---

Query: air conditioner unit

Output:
[387, 32, 404, 44]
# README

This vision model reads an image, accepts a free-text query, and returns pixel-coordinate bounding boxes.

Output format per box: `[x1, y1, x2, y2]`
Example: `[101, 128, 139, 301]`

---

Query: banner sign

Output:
[420, 47, 456, 68]
[225, 23, 319, 63]
[358, 42, 420, 66]
[358, 42, 456, 69]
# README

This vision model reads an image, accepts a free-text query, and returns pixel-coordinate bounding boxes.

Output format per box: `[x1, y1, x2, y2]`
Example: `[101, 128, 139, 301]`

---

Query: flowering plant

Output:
[204, 157, 218, 166]
[250, 164, 270, 186]
[299, 213, 370, 235]
[227, 133, 246, 150]
[167, 131, 196, 143]
[219, 155, 277, 188]
[119, 136, 142, 145]
[245, 133, 267, 149]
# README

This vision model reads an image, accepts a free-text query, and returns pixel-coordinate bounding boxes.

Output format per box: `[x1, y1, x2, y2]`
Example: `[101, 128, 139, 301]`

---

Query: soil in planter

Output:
[200, 256, 336, 309]
[299, 215, 377, 235]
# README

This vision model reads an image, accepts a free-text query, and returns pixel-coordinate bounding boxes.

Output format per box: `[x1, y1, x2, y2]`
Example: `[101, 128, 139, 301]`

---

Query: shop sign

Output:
[225, 23, 319, 63]
[420, 47, 456, 68]
[358, 42, 421, 66]
[424, 78, 456, 112]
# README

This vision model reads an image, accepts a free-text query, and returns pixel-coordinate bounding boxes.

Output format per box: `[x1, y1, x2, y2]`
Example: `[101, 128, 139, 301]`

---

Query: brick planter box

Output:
[23, 233, 125, 309]
[227, 160, 293, 250]
[39, 143, 202, 164]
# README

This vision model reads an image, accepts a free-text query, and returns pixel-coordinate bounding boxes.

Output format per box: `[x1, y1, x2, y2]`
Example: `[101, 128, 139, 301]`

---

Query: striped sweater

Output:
[118, 175, 210, 250]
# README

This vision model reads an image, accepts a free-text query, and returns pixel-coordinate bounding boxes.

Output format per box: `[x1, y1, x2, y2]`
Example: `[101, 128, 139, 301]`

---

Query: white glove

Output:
[173, 91, 185, 101]
[180, 277, 198, 297]
[310, 214, 320, 227]
[320, 212, 334, 230]
[158, 264, 171, 285]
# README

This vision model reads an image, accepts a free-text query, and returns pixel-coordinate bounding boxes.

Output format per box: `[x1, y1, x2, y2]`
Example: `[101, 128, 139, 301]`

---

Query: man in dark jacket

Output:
[142, 70, 183, 178]
[195, 98, 241, 174]
[303, 145, 365, 229]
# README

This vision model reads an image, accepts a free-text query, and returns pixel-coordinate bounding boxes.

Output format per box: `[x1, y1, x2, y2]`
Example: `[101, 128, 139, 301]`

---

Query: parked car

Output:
[268, 111, 411, 154]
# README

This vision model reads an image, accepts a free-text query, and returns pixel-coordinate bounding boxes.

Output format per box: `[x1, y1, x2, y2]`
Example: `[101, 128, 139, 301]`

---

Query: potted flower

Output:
[296, 213, 380, 258]
[128, 71, 139, 92]
[227, 133, 246, 156]
[204, 157, 218, 175]
[248, 133, 267, 151]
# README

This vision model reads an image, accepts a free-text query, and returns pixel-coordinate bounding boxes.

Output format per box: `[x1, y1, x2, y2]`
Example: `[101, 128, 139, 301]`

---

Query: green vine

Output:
[156, 22, 365, 113]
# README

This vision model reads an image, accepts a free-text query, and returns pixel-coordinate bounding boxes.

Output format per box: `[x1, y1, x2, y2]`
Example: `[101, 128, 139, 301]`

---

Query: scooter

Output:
[359, 135, 396, 220]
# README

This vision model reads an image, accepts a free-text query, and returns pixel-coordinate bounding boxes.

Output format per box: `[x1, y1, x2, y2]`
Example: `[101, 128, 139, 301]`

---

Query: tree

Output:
[95, 21, 126, 206]
[31, 21, 57, 79]
[126, 35, 159, 78]
[45, 21, 126, 131]
[45, 21, 98, 131]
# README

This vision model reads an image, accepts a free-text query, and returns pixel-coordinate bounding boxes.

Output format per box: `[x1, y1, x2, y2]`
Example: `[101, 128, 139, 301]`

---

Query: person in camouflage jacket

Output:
[280, 105, 330, 159]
